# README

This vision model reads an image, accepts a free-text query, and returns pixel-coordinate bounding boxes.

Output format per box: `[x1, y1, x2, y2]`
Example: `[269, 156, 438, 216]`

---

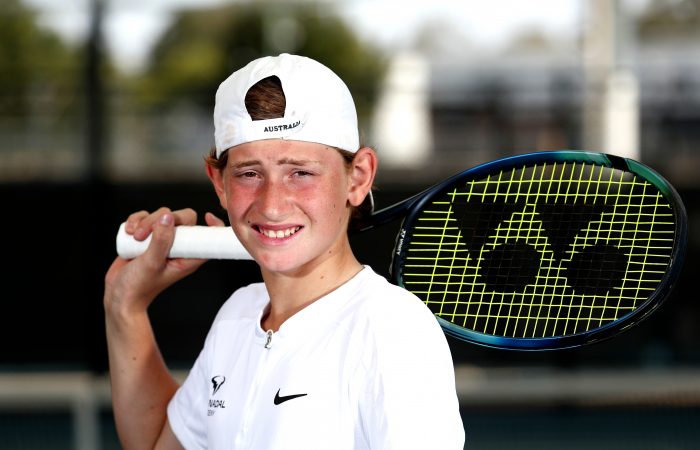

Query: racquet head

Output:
[389, 151, 687, 350]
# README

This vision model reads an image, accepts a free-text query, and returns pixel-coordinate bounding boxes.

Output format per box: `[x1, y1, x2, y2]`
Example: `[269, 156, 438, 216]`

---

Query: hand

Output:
[104, 208, 226, 317]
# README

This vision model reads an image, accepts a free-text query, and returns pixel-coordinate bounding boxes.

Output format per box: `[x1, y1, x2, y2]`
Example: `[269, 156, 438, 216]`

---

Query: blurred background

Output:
[1, 0, 699, 448]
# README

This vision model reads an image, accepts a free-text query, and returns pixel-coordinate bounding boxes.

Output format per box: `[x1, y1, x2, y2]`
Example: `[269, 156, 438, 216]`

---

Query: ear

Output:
[206, 163, 228, 210]
[347, 147, 378, 207]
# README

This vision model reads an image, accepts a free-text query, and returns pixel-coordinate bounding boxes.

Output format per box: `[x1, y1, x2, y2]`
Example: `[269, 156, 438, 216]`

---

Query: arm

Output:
[104, 209, 222, 450]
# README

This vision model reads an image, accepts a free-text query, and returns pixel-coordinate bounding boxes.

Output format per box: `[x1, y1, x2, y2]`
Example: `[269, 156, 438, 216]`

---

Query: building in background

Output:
[371, 51, 433, 169]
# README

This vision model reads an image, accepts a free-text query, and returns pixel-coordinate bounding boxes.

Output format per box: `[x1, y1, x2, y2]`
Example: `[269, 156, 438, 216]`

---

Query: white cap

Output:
[214, 53, 360, 157]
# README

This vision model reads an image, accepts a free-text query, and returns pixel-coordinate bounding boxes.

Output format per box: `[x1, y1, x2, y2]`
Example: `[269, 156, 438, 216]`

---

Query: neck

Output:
[260, 247, 363, 332]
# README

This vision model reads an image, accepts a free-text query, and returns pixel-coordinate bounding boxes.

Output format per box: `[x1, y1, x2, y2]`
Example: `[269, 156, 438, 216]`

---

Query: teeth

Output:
[260, 227, 299, 239]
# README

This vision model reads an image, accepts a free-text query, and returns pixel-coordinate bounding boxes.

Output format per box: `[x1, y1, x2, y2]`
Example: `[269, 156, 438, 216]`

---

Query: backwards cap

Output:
[214, 53, 360, 158]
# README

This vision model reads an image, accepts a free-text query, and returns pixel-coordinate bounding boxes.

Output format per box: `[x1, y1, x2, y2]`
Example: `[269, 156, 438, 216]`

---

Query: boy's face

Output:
[213, 139, 355, 275]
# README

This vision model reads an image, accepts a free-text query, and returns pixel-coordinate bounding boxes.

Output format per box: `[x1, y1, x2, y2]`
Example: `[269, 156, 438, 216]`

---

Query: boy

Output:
[104, 53, 465, 449]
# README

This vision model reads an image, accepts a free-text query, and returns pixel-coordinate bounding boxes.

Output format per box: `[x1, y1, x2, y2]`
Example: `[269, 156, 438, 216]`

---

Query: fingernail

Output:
[160, 213, 173, 226]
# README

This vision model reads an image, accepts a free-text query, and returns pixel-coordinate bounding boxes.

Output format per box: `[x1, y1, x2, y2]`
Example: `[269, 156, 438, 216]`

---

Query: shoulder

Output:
[353, 267, 440, 331]
[344, 268, 449, 356]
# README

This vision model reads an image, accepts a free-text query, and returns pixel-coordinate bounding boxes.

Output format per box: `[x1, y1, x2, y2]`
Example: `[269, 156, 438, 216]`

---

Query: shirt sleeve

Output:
[359, 290, 466, 450]
[167, 338, 212, 450]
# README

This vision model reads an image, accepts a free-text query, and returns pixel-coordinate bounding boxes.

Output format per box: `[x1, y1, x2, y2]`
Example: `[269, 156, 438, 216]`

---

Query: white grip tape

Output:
[116, 223, 253, 260]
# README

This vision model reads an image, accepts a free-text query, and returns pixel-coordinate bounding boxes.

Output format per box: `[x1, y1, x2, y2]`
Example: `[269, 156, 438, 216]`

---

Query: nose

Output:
[256, 178, 292, 222]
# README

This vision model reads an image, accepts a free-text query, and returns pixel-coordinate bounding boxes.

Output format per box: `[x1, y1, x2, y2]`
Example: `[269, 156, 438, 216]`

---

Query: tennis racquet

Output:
[116, 151, 687, 350]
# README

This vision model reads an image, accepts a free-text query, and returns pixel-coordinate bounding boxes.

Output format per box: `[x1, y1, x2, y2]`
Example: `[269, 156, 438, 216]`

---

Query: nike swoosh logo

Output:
[273, 389, 308, 405]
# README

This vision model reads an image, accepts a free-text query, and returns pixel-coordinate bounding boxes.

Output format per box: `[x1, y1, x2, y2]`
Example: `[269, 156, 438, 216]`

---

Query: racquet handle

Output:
[116, 223, 253, 260]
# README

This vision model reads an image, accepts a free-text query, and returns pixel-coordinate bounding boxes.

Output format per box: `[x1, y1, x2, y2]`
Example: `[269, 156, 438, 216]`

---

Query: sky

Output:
[22, 0, 650, 73]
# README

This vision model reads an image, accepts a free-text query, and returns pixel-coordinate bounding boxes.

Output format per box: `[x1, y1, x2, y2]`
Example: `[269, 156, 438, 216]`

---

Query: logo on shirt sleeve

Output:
[208, 375, 227, 416]
[211, 375, 226, 395]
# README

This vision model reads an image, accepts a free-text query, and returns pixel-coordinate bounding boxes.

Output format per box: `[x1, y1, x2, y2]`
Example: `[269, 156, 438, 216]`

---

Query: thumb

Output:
[143, 212, 176, 264]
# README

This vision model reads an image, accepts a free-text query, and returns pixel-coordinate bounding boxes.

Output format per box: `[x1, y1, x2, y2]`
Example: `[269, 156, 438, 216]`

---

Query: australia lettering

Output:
[263, 121, 301, 133]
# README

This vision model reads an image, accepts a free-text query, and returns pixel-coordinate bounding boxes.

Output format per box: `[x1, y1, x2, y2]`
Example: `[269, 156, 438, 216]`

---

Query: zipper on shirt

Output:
[237, 329, 275, 446]
[264, 329, 274, 349]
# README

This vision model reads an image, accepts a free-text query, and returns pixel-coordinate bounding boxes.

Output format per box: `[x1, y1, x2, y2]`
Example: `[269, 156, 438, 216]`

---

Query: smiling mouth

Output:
[255, 226, 302, 239]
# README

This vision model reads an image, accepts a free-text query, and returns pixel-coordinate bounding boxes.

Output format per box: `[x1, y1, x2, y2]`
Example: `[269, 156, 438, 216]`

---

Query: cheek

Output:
[319, 182, 351, 224]
[225, 186, 255, 216]
[318, 181, 347, 206]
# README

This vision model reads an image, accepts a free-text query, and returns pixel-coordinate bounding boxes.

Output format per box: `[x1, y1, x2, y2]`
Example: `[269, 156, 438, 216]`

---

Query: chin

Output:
[254, 251, 310, 275]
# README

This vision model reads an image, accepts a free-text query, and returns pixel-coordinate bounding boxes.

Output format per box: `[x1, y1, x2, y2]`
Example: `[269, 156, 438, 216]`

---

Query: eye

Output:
[235, 170, 259, 179]
[292, 170, 314, 178]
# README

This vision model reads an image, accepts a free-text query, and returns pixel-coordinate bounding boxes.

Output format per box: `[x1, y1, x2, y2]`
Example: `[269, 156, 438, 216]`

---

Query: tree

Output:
[637, 0, 700, 36]
[0, 0, 78, 120]
[132, 3, 386, 128]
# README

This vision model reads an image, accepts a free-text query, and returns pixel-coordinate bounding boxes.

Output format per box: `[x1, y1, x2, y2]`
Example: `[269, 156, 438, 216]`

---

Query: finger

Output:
[204, 212, 226, 227]
[142, 212, 176, 266]
[125, 210, 149, 234]
[172, 208, 198, 226]
[162, 256, 208, 281]
[133, 207, 173, 241]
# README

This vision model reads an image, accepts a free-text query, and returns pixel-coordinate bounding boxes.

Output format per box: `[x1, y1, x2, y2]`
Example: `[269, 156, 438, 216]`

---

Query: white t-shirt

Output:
[168, 266, 465, 450]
